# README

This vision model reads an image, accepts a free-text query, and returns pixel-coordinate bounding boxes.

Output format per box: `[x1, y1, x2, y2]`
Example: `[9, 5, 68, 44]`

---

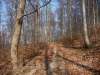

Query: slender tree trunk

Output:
[87, 0, 91, 35]
[45, 0, 48, 43]
[0, 0, 1, 44]
[82, 0, 90, 47]
[68, 0, 72, 40]
[93, 0, 97, 41]
[0, 0, 2, 25]
[62, 8, 64, 36]
[25, 9, 31, 44]
[96, 0, 99, 25]
[47, 2, 51, 43]
[35, 0, 38, 44]
[10, 0, 26, 74]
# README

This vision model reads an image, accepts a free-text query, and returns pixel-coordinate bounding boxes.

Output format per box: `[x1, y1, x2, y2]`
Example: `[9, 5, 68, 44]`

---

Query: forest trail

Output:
[1, 0, 100, 75]
[15, 43, 100, 75]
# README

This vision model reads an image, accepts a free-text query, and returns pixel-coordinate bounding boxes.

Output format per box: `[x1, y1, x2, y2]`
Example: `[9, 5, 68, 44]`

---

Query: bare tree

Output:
[93, 0, 97, 41]
[0, 0, 1, 26]
[35, 0, 39, 44]
[82, 0, 90, 47]
[96, 0, 99, 25]
[0, 0, 1, 44]
[47, 1, 51, 43]
[68, 0, 73, 40]
[10, 0, 26, 74]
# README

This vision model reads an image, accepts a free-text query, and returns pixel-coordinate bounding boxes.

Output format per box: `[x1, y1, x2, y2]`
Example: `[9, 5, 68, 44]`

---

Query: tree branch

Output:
[28, 0, 36, 10]
[19, 0, 51, 23]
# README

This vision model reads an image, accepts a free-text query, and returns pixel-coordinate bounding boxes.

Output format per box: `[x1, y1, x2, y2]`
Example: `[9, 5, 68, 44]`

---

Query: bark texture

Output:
[11, 0, 26, 74]
[82, 0, 90, 47]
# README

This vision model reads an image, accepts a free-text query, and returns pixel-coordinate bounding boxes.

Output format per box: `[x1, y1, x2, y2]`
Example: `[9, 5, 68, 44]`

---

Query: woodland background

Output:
[0, 0, 100, 75]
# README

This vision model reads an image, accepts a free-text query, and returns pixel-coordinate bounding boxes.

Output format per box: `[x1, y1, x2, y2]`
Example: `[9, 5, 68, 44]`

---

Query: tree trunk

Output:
[87, 0, 90, 35]
[82, 0, 90, 47]
[25, 9, 31, 44]
[10, 0, 26, 74]
[96, 0, 99, 25]
[93, 0, 97, 41]
[35, 0, 38, 44]
[68, 0, 73, 40]
[47, 2, 51, 43]
[0, 0, 1, 26]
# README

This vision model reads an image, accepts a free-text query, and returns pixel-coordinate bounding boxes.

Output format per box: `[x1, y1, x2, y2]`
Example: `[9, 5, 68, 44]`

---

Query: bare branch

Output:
[19, 0, 51, 23]
[28, 0, 35, 10]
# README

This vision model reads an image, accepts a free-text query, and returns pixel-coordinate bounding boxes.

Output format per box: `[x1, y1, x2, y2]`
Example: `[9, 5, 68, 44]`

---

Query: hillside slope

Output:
[15, 43, 100, 75]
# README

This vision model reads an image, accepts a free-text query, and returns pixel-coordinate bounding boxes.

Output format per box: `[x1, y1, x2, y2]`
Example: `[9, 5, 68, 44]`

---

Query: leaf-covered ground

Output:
[14, 43, 100, 75]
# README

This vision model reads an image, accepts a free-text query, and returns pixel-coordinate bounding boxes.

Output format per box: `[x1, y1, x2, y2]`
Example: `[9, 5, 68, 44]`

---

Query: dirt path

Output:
[15, 43, 100, 75]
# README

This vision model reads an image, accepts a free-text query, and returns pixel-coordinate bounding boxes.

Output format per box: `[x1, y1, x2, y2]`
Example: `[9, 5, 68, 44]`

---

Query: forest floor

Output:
[0, 38, 100, 75]
[15, 42, 100, 75]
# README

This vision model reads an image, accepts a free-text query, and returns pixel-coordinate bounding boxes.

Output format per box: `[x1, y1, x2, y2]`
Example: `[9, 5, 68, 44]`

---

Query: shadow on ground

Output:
[57, 54, 100, 75]
[44, 47, 52, 75]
